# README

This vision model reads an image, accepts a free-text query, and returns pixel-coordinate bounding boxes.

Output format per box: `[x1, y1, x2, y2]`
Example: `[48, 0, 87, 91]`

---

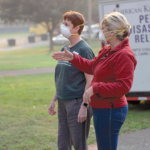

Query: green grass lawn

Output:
[0, 73, 150, 150]
[0, 38, 101, 71]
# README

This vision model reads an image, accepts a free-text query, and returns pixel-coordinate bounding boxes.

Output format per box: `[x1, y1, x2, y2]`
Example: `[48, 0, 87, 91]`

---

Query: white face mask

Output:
[61, 23, 84, 39]
[61, 24, 71, 39]
[99, 30, 107, 44]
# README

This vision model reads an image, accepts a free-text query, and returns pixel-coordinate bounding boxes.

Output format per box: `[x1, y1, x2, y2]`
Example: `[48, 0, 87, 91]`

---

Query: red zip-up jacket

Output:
[70, 38, 137, 108]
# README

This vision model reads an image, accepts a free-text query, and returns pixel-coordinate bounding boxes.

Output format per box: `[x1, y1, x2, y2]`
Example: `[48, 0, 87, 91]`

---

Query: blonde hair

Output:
[100, 11, 131, 40]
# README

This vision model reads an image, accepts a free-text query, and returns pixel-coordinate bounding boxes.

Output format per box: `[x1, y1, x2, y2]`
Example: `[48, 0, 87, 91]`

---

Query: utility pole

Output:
[88, 0, 91, 46]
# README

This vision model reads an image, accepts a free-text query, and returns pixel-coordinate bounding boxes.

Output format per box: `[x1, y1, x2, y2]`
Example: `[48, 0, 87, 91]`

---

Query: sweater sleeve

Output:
[69, 53, 97, 75]
[92, 52, 137, 97]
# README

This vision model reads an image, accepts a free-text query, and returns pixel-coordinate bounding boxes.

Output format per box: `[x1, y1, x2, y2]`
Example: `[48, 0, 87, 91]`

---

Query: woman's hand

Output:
[48, 99, 57, 116]
[52, 47, 74, 61]
[83, 86, 94, 103]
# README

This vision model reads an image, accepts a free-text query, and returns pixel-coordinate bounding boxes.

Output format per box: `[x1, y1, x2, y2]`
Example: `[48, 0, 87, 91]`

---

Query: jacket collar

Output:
[99, 38, 130, 58]
[110, 38, 129, 52]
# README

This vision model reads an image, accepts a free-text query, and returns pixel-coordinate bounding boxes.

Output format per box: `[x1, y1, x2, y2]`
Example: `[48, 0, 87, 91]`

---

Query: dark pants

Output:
[57, 98, 93, 150]
[92, 105, 128, 150]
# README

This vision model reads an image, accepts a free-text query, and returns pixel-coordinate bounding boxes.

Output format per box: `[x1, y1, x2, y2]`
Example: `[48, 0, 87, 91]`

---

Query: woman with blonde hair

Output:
[52, 11, 137, 150]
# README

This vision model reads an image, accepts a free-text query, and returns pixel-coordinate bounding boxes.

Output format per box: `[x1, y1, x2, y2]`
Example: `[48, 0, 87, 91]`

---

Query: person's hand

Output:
[48, 100, 57, 116]
[83, 86, 94, 103]
[52, 47, 74, 61]
[78, 105, 87, 123]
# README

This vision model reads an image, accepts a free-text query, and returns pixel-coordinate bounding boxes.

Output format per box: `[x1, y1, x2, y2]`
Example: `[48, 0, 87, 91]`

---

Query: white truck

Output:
[98, 0, 150, 103]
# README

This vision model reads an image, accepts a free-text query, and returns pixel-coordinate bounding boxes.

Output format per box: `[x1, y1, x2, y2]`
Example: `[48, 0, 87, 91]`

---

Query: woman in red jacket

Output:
[52, 12, 137, 150]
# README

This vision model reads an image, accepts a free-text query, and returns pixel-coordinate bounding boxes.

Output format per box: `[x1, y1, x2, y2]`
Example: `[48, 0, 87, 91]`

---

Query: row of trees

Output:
[0, 0, 99, 51]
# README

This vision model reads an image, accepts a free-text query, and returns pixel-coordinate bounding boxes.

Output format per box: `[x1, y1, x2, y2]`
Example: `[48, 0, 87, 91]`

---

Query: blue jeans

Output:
[92, 105, 128, 150]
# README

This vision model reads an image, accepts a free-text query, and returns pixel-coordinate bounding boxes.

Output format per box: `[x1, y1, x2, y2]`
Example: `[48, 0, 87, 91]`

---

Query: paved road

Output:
[88, 128, 150, 150]
[0, 67, 55, 77]
[0, 40, 49, 52]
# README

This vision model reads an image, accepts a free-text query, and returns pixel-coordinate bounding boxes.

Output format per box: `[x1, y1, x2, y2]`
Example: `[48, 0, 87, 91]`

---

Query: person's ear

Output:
[73, 26, 80, 33]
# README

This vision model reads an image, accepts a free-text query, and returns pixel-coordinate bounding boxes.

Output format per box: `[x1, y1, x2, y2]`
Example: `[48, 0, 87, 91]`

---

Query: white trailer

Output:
[98, 0, 150, 102]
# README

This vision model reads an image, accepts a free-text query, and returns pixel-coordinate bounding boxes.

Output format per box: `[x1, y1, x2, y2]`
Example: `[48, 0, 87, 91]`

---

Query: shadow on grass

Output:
[129, 101, 150, 111]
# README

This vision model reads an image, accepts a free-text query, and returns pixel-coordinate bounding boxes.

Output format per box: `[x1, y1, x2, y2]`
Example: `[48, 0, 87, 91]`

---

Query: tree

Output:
[0, 0, 87, 51]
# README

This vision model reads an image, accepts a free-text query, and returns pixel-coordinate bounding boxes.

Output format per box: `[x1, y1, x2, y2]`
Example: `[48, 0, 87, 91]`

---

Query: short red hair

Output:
[63, 11, 85, 35]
